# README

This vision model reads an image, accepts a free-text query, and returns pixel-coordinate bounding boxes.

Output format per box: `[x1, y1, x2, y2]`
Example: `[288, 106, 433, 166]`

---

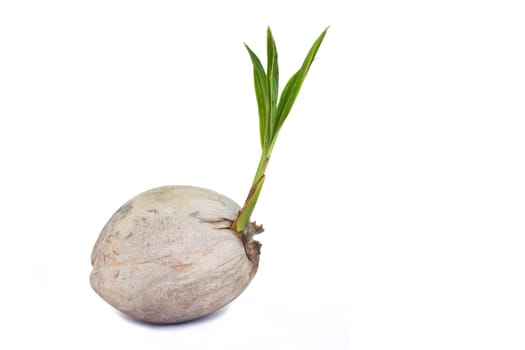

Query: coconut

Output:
[90, 186, 261, 324]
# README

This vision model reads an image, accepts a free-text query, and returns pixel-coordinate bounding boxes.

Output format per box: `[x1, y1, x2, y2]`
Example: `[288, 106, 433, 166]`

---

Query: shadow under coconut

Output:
[117, 306, 230, 328]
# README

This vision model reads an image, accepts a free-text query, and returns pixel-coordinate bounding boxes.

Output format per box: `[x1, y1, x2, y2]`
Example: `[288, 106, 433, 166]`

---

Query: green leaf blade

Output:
[273, 27, 328, 144]
[266, 27, 279, 143]
[244, 43, 268, 149]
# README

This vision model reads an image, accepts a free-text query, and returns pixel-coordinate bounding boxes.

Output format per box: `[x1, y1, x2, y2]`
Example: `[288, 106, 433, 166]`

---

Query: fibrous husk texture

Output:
[90, 186, 261, 324]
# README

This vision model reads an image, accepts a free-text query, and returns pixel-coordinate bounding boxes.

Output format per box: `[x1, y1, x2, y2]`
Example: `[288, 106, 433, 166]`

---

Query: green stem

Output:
[252, 151, 269, 186]
[232, 151, 269, 232]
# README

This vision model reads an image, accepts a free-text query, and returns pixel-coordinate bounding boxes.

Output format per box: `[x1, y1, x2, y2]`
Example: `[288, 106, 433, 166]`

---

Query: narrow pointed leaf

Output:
[244, 43, 268, 148]
[274, 28, 328, 142]
[266, 27, 279, 142]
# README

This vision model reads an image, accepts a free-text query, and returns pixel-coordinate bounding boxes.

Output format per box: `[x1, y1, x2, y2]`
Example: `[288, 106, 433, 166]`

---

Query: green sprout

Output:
[231, 27, 329, 232]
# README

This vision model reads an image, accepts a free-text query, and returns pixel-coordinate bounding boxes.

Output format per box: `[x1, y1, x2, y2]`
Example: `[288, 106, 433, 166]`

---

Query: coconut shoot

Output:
[232, 27, 328, 233]
[90, 27, 328, 324]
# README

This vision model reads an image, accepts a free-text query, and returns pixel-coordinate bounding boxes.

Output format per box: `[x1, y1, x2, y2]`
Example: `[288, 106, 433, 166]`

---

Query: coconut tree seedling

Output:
[90, 27, 328, 324]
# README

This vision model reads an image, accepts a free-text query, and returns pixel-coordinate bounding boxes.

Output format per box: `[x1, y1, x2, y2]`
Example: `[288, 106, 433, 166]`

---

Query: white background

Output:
[1, 1, 524, 349]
